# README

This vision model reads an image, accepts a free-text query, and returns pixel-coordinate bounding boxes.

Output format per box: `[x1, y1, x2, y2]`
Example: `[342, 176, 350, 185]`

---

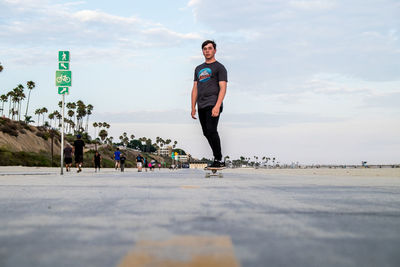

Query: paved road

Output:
[0, 168, 399, 267]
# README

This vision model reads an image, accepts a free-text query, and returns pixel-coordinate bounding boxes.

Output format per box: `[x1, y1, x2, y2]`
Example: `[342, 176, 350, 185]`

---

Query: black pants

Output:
[198, 106, 222, 161]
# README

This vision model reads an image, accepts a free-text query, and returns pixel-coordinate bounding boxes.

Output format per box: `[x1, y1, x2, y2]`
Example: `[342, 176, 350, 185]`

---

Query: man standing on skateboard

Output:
[191, 40, 227, 168]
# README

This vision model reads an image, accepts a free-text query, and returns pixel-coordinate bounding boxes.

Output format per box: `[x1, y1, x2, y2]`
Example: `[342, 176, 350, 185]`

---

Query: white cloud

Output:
[72, 10, 141, 24]
[288, 0, 336, 10]
[187, 0, 400, 83]
[0, 1, 201, 56]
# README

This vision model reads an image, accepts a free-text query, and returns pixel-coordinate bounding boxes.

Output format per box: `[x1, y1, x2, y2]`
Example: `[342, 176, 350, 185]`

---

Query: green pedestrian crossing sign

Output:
[55, 70, 72, 87]
[59, 62, 69, 70]
[58, 87, 69, 95]
[58, 51, 70, 62]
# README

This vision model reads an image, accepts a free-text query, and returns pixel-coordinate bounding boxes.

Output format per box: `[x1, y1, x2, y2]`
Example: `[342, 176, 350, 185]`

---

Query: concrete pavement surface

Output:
[0, 167, 400, 267]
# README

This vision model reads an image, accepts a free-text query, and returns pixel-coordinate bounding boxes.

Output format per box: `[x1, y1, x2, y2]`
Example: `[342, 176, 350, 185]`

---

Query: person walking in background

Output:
[64, 144, 73, 172]
[143, 157, 148, 172]
[93, 151, 102, 172]
[73, 134, 85, 173]
[120, 154, 126, 172]
[114, 147, 121, 170]
[136, 154, 143, 172]
[191, 40, 227, 168]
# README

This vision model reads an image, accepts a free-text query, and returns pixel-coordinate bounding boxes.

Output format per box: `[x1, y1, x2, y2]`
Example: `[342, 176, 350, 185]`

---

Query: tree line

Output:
[0, 62, 186, 156]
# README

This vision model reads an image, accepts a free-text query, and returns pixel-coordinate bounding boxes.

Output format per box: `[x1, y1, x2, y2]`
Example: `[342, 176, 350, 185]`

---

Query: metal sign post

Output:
[61, 94, 65, 175]
[57, 51, 71, 175]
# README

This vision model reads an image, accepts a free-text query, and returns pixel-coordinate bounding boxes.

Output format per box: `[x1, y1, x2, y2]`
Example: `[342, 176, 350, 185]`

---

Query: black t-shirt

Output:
[194, 61, 227, 109]
[73, 139, 85, 155]
[136, 156, 143, 162]
[64, 147, 72, 158]
[120, 156, 126, 164]
[94, 154, 101, 163]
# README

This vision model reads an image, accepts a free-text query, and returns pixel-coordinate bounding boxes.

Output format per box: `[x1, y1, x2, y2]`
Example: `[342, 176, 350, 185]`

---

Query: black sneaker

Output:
[210, 160, 225, 168]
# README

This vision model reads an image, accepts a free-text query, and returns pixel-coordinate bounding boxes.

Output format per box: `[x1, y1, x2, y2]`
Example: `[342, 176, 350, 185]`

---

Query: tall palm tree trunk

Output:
[25, 89, 32, 119]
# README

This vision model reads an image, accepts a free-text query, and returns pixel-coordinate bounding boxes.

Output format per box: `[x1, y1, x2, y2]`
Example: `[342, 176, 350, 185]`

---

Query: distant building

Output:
[189, 161, 208, 169]
[176, 155, 188, 162]
[157, 146, 172, 156]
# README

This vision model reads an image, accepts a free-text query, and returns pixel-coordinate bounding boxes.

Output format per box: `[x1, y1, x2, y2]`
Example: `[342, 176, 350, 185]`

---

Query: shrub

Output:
[0, 148, 59, 167]
[0, 125, 19, 137]
[36, 131, 50, 140]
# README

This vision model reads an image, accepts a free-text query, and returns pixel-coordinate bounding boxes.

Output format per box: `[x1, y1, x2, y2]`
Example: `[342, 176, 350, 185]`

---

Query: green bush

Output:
[0, 147, 58, 167]
[36, 131, 50, 140]
[0, 125, 19, 137]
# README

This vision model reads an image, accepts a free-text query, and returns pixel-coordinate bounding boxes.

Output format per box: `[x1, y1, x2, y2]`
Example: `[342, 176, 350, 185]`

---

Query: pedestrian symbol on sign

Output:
[58, 51, 70, 62]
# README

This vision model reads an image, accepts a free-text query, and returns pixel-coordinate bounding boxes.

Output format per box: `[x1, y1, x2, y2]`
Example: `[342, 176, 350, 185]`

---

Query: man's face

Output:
[202, 43, 216, 60]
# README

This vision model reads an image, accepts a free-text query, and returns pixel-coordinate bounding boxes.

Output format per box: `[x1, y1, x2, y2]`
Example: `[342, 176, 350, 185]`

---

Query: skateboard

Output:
[204, 167, 225, 178]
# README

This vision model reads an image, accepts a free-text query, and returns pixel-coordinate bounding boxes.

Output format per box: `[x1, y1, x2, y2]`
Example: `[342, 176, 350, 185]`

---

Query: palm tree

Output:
[130, 134, 135, 140]
[48, 113, 55, 128]
[159, 138, 165, 148]
[7, 91, 13, 118]
[0, 94, 7, 116]
[69, 120, 75, 134]
[93, 122, 98, 141]
[24, 115, 34, 124]
[75, 100, 86, 132]
[10, 88, 20, 120]
[99, 129, 108, 143]
[173, 140, 178, 149]
[34, 108, 41, 126]
[16, 84, 26, 121]
[56, 112, 62, 128]
[66, 102, 76, 128]
[40, 107, 48, 126]
[67, 110, 74, 133]
[0, 62, 3, 72]
[24, 81, 35, 121]
[85, 104, 93, 132]
[58, 100, 63, 112]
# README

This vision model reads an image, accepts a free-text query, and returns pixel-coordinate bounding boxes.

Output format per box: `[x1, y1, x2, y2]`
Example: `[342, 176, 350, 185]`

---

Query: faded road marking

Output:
[180, 185, 201, 189]
[118, 235, 240, 267]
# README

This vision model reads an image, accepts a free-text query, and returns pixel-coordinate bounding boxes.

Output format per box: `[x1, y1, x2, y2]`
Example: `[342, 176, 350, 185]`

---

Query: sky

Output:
[1, 0, 399, 165]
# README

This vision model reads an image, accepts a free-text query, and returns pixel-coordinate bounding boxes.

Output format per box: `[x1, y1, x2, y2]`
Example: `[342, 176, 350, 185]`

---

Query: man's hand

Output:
[212, 105, 220, 117]
[191, 108, 197, 119]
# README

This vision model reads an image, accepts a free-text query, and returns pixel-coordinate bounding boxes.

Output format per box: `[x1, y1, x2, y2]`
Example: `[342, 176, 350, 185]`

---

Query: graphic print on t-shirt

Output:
[198, 68, 212, 82]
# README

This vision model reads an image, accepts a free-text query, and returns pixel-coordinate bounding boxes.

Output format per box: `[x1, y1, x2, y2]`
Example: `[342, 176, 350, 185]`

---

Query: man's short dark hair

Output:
[202, 40, 216, 49]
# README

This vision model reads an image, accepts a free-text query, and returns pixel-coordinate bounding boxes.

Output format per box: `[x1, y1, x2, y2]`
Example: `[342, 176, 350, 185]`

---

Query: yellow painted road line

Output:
[118, 235, 240, 267]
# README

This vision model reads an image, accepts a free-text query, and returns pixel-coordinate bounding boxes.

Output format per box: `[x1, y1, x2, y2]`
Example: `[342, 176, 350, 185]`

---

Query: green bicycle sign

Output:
[55, 70, 72, 87]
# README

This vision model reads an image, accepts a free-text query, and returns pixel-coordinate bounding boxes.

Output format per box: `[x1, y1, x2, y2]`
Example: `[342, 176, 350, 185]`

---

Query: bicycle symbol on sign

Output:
[56, 74, 71, 83]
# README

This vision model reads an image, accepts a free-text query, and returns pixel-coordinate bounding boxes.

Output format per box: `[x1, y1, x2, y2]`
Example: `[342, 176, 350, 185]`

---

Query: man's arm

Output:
[191, 81, 198, 119]
[212, 81, 227, 117]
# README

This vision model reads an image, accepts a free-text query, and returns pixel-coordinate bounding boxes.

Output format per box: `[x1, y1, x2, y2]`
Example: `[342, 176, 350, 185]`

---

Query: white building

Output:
[176, 155, 188, 162]
[157, 146, 172, 156]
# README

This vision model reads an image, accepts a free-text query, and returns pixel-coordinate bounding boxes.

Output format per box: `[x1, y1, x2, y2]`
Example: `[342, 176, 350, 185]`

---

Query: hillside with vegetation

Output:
[0, 117, 178, 168]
